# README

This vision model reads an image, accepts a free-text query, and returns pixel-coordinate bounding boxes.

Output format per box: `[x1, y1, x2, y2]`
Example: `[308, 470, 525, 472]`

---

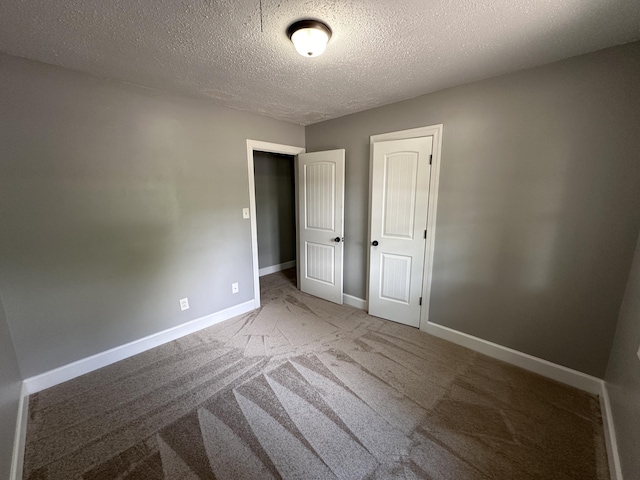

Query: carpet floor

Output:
[23, 269, 609, 479]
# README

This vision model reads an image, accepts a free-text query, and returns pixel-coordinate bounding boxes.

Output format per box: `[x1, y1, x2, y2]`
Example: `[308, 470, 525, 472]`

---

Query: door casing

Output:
[246, 140, 305, 309]
[367, 125, 443, 331]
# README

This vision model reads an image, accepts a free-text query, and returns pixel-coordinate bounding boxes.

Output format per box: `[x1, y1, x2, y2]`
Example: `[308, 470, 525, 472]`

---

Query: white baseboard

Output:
[259, 261, 296, 277]
[343, 294, 366, 310]
[424, 322, 602, 394]
[23, 300, 256, 394]
[10, 383, 28, 480]
[599, 382, 623, 480]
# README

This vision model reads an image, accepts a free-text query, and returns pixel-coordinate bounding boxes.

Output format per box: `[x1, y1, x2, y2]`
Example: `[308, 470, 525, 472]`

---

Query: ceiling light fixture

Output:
[287, 20, 332, 58]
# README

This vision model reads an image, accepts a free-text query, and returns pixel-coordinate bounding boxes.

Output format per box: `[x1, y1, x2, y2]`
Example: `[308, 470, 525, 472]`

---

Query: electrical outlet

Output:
[232, 282, 239, 294]
[179, 298, 189, 311]
[242, 208, 250, 219]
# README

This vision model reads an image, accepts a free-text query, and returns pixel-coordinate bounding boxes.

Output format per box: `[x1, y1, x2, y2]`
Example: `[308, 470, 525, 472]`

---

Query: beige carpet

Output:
[23, 269, 609, 479]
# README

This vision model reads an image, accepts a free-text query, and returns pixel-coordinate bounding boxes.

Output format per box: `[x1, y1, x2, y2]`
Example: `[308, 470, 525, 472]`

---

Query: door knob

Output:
[372, 240, 379, 246]
[334, 237, 341, 242]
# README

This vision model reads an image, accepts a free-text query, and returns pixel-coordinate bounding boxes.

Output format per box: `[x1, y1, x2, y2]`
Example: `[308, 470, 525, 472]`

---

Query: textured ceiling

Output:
[0, 0, 639, 125]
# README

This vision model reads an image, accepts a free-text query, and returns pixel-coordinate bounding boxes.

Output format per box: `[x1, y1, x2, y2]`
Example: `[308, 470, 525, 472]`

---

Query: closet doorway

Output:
[247, 140, 345, 308]
[246, 141, 305, 309]
[253, 151, 297, 278]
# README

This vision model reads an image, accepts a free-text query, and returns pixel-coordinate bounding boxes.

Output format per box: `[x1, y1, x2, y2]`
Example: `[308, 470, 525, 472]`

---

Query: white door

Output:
[368, 137, 433, 327]
[297, 149, 345, 304]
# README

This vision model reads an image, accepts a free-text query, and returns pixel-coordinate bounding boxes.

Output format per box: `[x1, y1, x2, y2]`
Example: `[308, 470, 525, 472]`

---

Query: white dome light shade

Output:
[287, 20, 332, 58]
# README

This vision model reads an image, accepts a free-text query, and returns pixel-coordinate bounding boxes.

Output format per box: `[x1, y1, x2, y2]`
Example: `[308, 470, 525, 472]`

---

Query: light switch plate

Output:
[637, 344, 640, 362]
[242, 208, 250, 219]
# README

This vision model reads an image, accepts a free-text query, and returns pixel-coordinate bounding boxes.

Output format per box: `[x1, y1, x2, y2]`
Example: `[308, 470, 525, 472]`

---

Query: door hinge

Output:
[429, 154, 433, 165]
[424, 229, 427, 239]
[419, 297, 423, 306]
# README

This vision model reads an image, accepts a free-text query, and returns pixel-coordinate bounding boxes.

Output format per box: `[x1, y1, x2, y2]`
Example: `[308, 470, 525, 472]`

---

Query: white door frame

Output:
[368, 124, 443, 331]
[246, 140, 305, 309]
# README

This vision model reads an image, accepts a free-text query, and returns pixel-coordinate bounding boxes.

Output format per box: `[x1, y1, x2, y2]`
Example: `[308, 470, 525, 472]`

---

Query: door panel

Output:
[369, 137, 432, 327]
[305, 242, 335, 284]
[305, 162, 336, 231]
[383, 152, 418, 238]
[380, 253, 412, 303]
[298, 150, 345, 304]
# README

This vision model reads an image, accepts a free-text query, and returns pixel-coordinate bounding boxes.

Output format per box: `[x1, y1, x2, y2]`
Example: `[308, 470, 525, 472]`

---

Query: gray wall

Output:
[0, 52, 304, 378]
[0, 294, 22, 479]
[606, 232, 640, 479]
[306, 41, 640, 377]
[254, 152, 296, 269]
